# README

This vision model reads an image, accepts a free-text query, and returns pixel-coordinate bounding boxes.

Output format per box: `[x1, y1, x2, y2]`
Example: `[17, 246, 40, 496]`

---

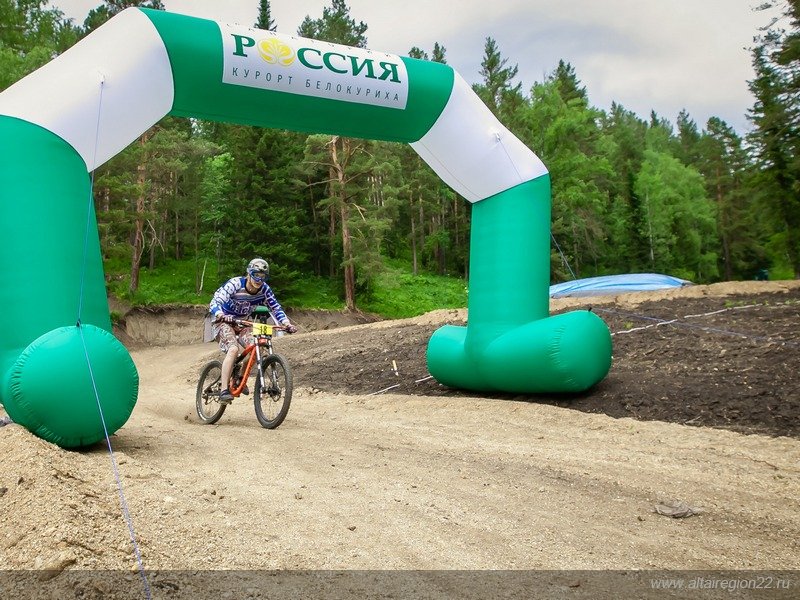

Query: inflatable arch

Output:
[0, 8, 612, 447]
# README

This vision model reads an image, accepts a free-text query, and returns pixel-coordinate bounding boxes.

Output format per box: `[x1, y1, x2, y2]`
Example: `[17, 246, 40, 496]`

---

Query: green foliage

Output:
[695, 117, 764, 279]
[634, 149, 719, 281]
[0, 0, 79, 91]
[106, 255, 467, 319]
[359, 260, 468, 319]
[280, 274, 344, 309]
[255, 0, 276, 30]
[524, 67, 615, 277]
[747, 0, 800, 277]
[724, 299, 749, 308]
[763, 230, 796, 279]
[82, 1, 164, 34]
[297, 0, 367, 47]
[474, 37, 522, 117]
[106, 258, 207, 305]
[0, 43, 53, 89]
[0, 0, 77, 51]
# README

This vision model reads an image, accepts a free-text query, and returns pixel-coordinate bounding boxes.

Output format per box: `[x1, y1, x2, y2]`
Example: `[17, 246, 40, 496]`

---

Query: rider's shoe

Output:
[219, 388, 234, 404]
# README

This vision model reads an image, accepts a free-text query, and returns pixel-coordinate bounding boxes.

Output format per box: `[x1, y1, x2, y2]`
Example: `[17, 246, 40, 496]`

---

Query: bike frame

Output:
[228, 321, 282, 398]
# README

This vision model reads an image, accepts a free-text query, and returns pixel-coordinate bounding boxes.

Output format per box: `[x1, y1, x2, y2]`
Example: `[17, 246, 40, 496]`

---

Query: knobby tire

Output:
[196, 360, 227, 425]
[254, 353, 292, 429]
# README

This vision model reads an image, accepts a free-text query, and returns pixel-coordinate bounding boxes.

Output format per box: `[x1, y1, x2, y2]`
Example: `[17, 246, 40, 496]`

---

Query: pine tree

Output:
[601, 103, 650, 272]
[431, 42, 447, 64]
[694, 118, 762, 280]
[407, 47, 428, 60]
[255, 0, 276, 31]
[676, 109, 702, 166]
[80, 2, 185, 293]
[297, 0, 370, 309]
[748, 1, 800, 278]
[402, 42, 463, 276]
[552, 60, 587, 104]
[297, 0, 367, 48]
[523, 64, 614, 278]
[474, 37, 521, 116]
[83, 0, 164, 34]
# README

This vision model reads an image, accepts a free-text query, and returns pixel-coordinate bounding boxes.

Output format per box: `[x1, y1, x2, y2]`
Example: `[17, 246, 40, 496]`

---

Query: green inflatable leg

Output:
[0, 116, 138, 447]
[4, 325, 139, 448]
[427, 176, 612, 393]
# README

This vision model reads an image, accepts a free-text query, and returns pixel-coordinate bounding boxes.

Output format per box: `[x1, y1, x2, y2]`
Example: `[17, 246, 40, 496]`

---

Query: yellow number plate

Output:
[252, 323, 273, 336]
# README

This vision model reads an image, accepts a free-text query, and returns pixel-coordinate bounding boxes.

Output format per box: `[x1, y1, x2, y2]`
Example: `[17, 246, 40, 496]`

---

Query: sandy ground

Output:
[1, 282, 799, 598]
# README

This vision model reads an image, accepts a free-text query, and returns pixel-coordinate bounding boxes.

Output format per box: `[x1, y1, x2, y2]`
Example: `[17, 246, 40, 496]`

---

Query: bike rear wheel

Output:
[196, 360, 227, 424]
[254, 354, 292, 429]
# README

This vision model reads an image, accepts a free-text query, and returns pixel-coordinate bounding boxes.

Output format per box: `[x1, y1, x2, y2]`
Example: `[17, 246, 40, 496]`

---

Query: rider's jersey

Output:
[209, 277, 288, 324]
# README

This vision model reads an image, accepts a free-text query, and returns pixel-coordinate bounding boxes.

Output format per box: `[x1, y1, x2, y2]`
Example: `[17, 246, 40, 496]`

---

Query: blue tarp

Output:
[549, 273, 692, 298]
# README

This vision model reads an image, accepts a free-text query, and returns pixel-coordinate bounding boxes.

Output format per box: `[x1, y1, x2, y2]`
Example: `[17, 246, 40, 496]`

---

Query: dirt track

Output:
[1, 282, 799, 598]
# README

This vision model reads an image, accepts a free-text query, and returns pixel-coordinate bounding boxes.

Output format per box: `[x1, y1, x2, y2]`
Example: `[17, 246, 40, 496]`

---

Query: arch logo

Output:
[221, 24, 409, 110]
[257, 38, 295, 66]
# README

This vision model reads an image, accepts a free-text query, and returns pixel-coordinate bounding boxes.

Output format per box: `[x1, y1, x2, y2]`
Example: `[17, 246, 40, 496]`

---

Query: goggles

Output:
[250, 270, 268, 282]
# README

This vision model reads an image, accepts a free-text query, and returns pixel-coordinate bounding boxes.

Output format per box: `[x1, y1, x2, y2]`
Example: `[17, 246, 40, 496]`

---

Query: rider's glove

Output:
[284, 323, 298, 334]
[218, 314, 235, 324]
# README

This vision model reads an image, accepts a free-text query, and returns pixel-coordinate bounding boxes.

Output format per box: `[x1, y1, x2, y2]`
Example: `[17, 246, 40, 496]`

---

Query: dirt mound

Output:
[549, 279, 800, 310]
[0, 426, 142, 571]
[275, 281, 800, 437]
[116, 305, 381, 347]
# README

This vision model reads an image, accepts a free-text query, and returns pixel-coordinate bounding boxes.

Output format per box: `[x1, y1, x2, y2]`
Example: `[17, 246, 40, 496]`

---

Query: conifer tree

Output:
[748, 0, 800, 277]
[297, 0, 369, 309]
[474, 37, 521, 116]
[697, 118, 759, 279]
[255, 0, 275, 31]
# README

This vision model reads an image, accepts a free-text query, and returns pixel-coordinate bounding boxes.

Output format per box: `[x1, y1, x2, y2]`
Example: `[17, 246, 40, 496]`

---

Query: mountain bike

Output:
[196, 306, 293, 429]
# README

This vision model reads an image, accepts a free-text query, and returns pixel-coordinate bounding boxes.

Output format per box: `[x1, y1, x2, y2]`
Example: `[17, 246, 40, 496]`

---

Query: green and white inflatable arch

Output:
[0, 8, 611, 447]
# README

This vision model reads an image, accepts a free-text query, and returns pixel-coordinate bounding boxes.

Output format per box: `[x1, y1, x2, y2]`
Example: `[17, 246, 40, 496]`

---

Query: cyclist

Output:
[209, 258, 297, 403]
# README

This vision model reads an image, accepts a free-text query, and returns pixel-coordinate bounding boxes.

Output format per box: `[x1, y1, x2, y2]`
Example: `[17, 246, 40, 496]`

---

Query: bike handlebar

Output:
[235, 319, 286, 328]
[215, 317, 297, 333]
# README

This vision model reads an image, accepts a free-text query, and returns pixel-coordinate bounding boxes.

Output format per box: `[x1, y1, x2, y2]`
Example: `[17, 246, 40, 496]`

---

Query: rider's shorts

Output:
[215, 323, 256, 352]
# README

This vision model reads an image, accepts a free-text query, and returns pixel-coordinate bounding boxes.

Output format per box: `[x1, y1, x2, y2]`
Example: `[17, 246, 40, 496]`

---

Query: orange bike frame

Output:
[229, 339, 268, 397]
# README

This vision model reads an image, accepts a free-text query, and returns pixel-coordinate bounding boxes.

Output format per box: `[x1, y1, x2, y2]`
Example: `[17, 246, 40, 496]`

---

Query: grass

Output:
[767, 265, 794, 280]
[106, 258, 208, 306]
[105, 257, 468, 319]
[281, 275, 347, 311]
[359, 260, 468, 319]
[724, 299, 750, 308]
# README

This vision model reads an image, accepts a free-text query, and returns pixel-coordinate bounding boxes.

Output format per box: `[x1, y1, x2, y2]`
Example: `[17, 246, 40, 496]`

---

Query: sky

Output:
[49, 0, 780, 134]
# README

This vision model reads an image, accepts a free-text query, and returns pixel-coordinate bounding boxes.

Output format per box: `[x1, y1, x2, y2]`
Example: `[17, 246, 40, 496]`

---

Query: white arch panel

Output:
[0, 9, 174, 171]
[410, 73, 547, 202]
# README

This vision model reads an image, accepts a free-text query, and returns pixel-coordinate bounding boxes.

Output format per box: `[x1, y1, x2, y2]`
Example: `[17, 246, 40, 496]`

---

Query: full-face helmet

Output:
[247, 258, 269, 283]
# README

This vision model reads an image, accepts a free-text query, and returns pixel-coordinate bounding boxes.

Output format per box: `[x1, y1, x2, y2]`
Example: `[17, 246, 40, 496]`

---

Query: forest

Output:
[2, 0, 799, 312]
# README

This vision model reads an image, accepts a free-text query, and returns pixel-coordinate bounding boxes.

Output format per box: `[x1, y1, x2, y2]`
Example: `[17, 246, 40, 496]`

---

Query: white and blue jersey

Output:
[209, 277, 288, 324]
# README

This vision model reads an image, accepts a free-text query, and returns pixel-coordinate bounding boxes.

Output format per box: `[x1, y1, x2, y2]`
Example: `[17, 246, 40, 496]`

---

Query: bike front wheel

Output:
[254, 354, 292, 429]
[196, 360, 227, 425]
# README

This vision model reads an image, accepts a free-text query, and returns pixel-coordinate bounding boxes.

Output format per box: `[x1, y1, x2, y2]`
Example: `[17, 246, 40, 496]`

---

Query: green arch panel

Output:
[144, 9, 454, 142]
